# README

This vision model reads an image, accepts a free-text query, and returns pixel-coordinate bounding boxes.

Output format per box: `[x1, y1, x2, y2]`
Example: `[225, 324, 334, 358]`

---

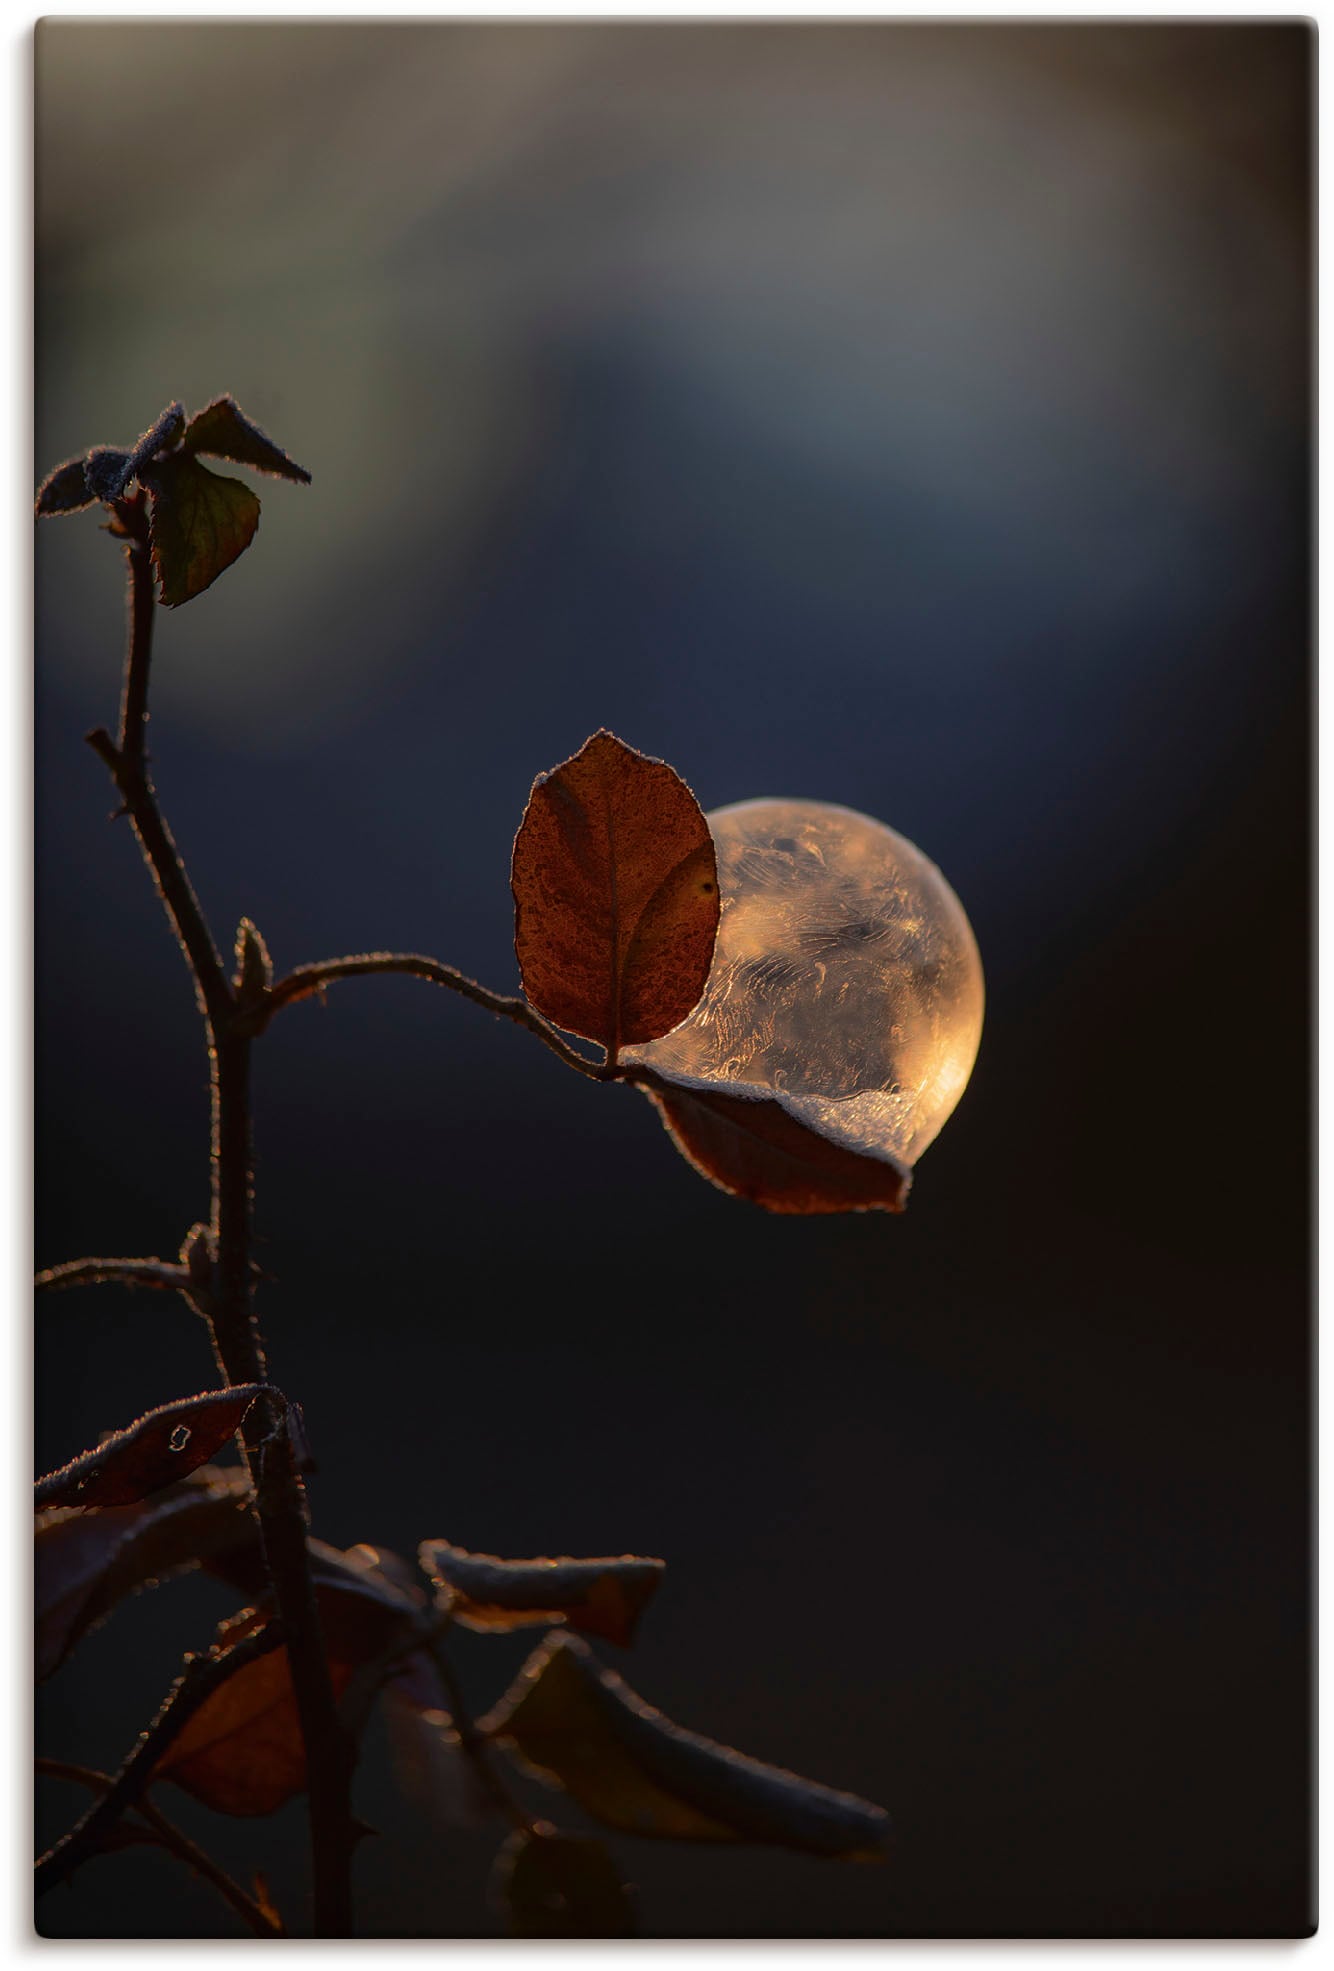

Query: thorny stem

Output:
[266, 952, 615, 1081]
[35, 1625, 286, 1901]
[75, 496, 357, 1936]
[35, 1759, 284, 1937]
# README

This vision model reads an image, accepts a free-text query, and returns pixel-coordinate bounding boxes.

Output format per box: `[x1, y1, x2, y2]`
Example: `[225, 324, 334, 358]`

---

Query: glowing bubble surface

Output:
[623, 799, 984, 1173]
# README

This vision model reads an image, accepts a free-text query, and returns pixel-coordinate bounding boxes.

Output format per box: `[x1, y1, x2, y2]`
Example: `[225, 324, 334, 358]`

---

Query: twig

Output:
[36, 1625, 285, 1899]
[427, 1629, 534, 1836]
[35, 1759, 283, 1936]
[266, 952, 613, 1082]
[81, 493, 357, 1935]
[34, 1256, 188, 1295]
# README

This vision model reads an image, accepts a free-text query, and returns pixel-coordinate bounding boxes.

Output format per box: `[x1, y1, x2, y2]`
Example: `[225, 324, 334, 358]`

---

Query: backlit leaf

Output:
[142, 452, 261, 606]
[156, 1549, 429, 1816]
[630, 1067, 911, 1215]
[382, 1662, 499, 1833]
[481, 1634, 889, 1857]
[182, 396, 311, 483]
[493, 1828, 635, 1938]
[153, 1623, 359, 1817]
[34, 456, 95, 517]
[82, 405, 186, 504]
[35, 1467, 255, 1681]
[420, 1541, 663, 1647]
[35, 1387, 267, 1510]
[126, 401, 186, 478]
[511, 731, 720, 1054]
[83, 447, 135, 503]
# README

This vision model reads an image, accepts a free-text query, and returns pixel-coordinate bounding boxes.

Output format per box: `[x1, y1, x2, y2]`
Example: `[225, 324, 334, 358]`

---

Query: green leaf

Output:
[418, 1541, 664, 1646]
[493, 1828, 635, 1938]
[481, 1634, 889, 1857]
[34, 456, 95, 517]
[143, 451, 261, 606]
[182, 396, 311, 484]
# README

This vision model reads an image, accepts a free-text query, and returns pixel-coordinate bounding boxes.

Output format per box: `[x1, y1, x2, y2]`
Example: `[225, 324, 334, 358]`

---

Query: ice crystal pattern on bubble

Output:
[625, 799, 984, 1173]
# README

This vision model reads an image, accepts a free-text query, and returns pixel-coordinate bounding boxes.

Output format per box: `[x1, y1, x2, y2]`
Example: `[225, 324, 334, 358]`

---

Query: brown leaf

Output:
[511, 731, 720, 1054]
[382, 1665, 500, 1832]
[419, 1541, 664, 1647]
[631, 1067, 911, 1215]
[155, 1551, 428, 1817]
[154, 1629, 359, 1817]
[181, 396, 311, 484]
[481, 1634, 889, 1857]
[35, 1467, 255, 1681]
[35, 1386, 267, 1510]
[493, 1827, 635, 1938]
[142, 451, 261, 606]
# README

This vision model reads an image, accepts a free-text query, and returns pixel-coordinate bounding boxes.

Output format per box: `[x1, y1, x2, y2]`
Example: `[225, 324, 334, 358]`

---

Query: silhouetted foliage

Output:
[33, 398, 892, 1937]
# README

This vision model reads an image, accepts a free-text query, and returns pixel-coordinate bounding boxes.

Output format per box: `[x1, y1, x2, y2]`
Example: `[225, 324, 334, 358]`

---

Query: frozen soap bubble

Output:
[623, 798, 983, 1179]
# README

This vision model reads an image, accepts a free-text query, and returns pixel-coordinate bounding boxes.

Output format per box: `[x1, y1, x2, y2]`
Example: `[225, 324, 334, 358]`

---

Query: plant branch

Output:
[34, 1256, 188, 1295]
[266, 952, 612, 1080]
[81, 495, 358, 1936]
[35, 1624, 286, 1900]
[427, 1630, 534, 1836]
[35, 1759, 283, 1936]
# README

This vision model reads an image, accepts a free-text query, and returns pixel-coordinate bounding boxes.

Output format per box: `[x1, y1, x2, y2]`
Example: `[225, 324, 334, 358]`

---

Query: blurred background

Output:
[34, 20, 1311, 1939]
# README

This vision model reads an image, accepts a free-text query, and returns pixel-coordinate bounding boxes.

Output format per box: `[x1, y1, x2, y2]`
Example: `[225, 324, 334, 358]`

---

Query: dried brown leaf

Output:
[382, 1665, 500, 1833]
[155, 1550, 427, 1817]
[419, 1541, 663, 1647]
[153, 1631, 358, 1817]
[632, 1067, 911, 1215]
[482, 1634, 889, 1857]
[35, 1386, 267, 1510]
[35, 1467, 255, 1681]
[512, 731, 719, 1053]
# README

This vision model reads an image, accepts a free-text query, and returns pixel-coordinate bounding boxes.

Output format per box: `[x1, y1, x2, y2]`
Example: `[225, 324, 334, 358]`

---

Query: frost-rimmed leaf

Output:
[383, 1657, 500, 1833]
[155, 1553, 428, 1817]
[35, 1386, 268, 1510]
[34, 456, 95, 517]
[493, 1827, 635, 1938]
[81, 405, 187, 505]
[142, 451, 261, 606]
[153, 1618, 359, 1817]
[511, 731, 720, 1054]
[420, 1541, 664, 1647]
[481, 1633, 889, 1857]
[630, 1066, 911, 1215]
[182, 396, 311, 484]
[35, 1466, 255, 1681]
[83, 447, 136, 503]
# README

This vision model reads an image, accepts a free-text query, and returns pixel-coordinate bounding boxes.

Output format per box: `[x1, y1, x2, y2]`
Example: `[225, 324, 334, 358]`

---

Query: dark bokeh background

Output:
[34, 21, 1311, 1939]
